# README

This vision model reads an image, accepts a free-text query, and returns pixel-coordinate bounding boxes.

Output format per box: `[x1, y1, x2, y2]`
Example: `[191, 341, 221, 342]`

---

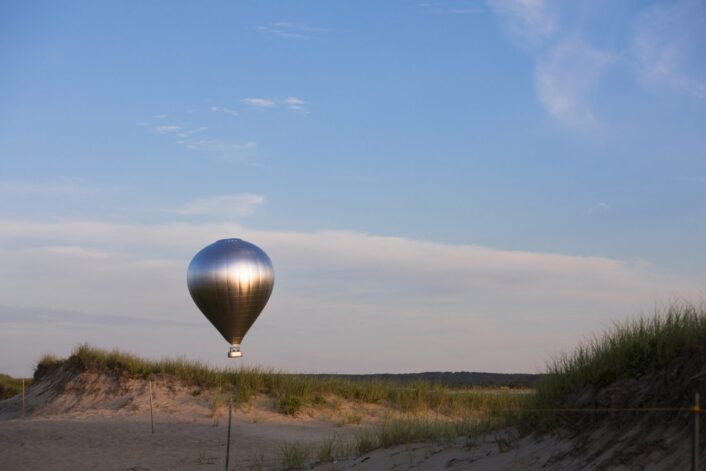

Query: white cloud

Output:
[175, 138, 257, 160]
[210, 106, 238, 116]
[152, 125, 182, 134]
[257, 22, 329, 40]
[419, 2, 482, 14]
[488, 0, 556, 44]
[243, 98, 276, 109]
[0, 218, 695, 375]
[489, 2, 615, 125]
[177, 194, 265, 218]
[283, 97, 305, 106]
[283, 97, 308, 113]
[151, 124, 206, 139]
[144, 120, 253, 160]
[0, 178, 89, 196]
[242, 97, 309, 113]
[535, 38, 614, 126]
[632, 0, 706, 99]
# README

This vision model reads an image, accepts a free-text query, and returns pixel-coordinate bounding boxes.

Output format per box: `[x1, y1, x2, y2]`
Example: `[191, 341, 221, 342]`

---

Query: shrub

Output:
[276, 395, 303, 416]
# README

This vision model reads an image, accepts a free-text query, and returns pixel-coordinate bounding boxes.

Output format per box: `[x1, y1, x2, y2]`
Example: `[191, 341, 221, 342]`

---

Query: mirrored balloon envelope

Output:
[187, 238, 275, 358]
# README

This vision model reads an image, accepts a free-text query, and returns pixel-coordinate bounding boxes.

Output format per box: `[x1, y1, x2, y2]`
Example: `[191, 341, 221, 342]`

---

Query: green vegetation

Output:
[520, 302, 706, 428]
[255, 417, 503, 469]
[265, 302, 706, 466]
[25, 304, 700, 467]
[315, 434, 346, 462]
[0, 374, 31, 400]
[354, 417, 498, 453]
[278, 442, 311, 469]
[36, 344, 525, 416]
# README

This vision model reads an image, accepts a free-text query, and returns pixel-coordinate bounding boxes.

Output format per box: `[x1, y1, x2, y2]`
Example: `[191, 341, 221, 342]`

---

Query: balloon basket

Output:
[228, 345, 242, 358]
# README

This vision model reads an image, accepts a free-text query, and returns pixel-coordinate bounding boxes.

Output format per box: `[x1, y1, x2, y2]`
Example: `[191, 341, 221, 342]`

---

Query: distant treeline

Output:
[306, 372, 543, 388]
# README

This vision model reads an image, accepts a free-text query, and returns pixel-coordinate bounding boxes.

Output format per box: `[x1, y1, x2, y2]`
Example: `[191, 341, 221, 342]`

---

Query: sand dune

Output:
[0, 367, 362, 470]
[0, 343, 700, 470]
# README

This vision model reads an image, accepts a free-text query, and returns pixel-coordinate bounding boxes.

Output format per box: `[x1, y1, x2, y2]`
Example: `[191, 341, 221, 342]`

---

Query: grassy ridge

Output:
[520, 302, 706, 429]
[267, 302, 706, 467]
[0, 374, 31, 400]
[36, 344, 525, 416]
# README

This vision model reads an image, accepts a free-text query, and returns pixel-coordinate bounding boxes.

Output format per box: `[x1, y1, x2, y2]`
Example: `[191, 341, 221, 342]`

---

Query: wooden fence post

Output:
[148, 379, 154, 434]
[225, 390, 233, 471]
[694, 392, 700, 471]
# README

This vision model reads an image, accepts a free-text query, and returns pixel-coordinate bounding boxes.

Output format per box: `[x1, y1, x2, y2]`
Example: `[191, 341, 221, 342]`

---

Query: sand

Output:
[313, 429, 690, 471]
[0, 414, 354, 470]
[0, 369, 362, 470]
[0, 368, 694, 470]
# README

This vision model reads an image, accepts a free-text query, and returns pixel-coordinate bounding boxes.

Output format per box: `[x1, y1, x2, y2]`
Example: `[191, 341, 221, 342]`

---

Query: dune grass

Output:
[516, 301, 706, 430]
[26, 304, 704, 466]
[0, 374, 31, 400]
[355, 416, 500, 453]
[35, 344, 525, 417]
[253, 416, 505, 469]
[261, 302, 706, 466]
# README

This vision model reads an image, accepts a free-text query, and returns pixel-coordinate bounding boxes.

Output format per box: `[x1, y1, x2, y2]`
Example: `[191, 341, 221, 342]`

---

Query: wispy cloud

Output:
[418, 2, 482, 15]
[150, 124, 207, 139]
[175, 138, 257, 159]
[535, 38, 614, 126]
[243, 98, 276, 109]
[177, 194, 265, 218]
[210, 106, 238, 116]
[0, 218, 694, 374]
[152, 125, 183, 134]
[142, 117, 255, 160]
[632, 0, 706, 100]
[488, 0, 556, 45]
[242, 97, 311, 113]
[257, 22, 329, 39]
[588, 202, 611, 214]
[0, 178, 90, 196]
[491, 0, 706, 124]
[283, 96, 308, 113]
[489, 1, 615, 126]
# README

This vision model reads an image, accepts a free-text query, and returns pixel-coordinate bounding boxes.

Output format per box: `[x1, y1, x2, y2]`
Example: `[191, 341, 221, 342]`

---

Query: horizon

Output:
[2, 1, 706, 377]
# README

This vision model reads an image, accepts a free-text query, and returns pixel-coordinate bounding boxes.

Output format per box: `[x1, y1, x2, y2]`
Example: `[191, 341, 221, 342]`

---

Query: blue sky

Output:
[1, 1, 705, 376]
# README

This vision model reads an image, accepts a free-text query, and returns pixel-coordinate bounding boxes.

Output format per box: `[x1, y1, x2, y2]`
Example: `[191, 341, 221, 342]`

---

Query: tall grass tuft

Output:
[520, 302, 706, 429]
[372, 417, 499, 449]
[278, 442, 310, 469]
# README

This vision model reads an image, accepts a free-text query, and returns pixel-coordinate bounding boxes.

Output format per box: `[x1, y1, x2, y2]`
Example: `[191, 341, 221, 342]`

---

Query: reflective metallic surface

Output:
[187, 239, 274, 355]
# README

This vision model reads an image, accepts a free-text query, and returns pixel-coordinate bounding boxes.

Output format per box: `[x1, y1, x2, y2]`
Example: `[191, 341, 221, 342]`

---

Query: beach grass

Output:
[518, 301, 706, 429]
[35, 344, 526, 417]
[0, 374, 31, 400]
[259, 416, 504, 469]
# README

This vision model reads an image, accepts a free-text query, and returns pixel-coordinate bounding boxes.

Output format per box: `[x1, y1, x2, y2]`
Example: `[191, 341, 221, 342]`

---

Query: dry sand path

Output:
[0, 412, 356, 470]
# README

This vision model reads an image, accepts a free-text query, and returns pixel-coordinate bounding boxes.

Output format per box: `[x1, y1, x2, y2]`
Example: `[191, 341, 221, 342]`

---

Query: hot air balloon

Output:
[187, 238, 274, 358]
